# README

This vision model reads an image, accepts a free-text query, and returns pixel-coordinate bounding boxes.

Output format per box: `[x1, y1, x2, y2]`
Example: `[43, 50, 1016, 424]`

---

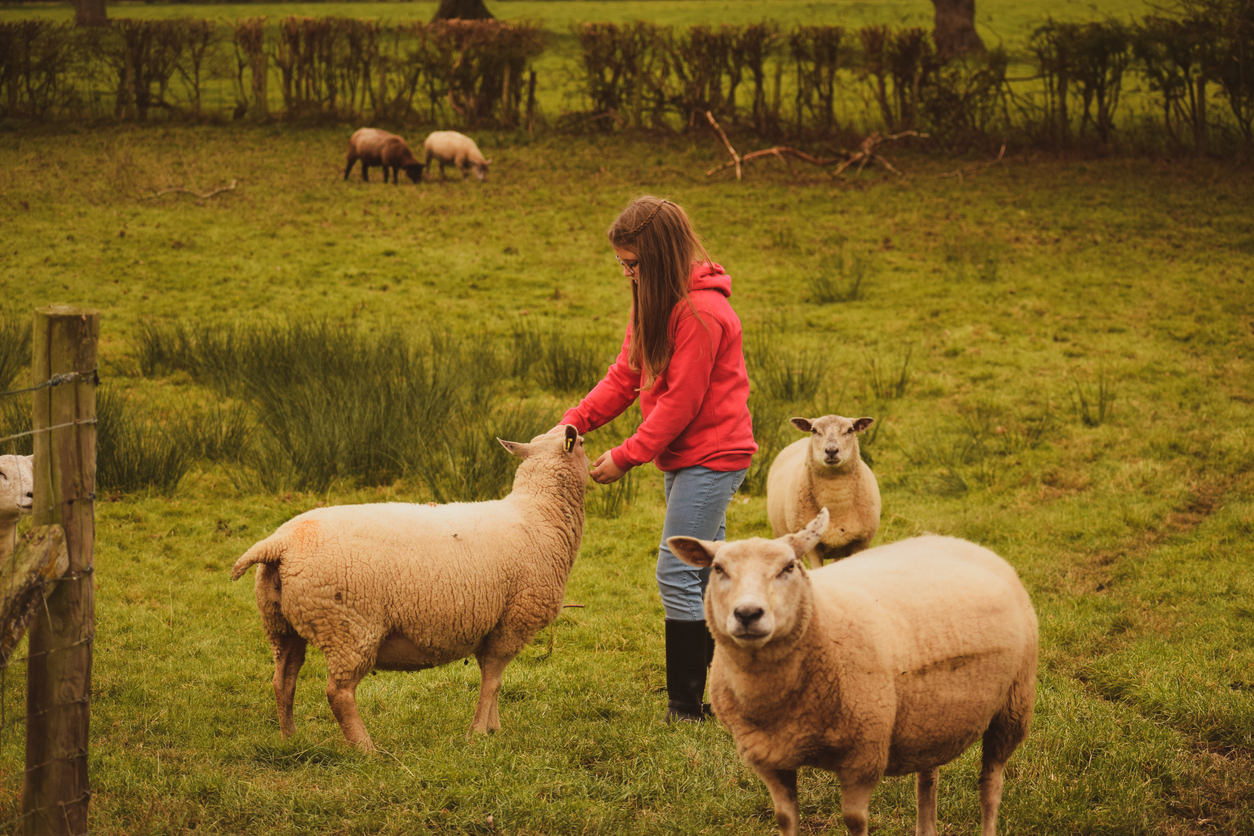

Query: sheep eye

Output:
[778, 563, 795, 578]
[712, 564, 726, 576]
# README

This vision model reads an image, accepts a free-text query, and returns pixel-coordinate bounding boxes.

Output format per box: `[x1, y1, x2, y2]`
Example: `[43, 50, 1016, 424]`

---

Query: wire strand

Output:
[0, 418, 97, 447]
[0, 369, 99, 400]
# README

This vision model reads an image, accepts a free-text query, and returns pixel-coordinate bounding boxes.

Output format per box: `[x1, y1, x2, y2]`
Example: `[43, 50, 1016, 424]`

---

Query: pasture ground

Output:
[0, 122, 1252, 836]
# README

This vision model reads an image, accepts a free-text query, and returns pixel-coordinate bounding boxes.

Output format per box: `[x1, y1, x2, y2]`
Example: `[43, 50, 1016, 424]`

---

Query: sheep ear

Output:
[563, 424, 578, 453]
[784, 508, 829, 558]
[852, 417, 874, 433]
[497, 438, 532, 459]
[790, 417, 813, 433]
[667, 536, 720, 568]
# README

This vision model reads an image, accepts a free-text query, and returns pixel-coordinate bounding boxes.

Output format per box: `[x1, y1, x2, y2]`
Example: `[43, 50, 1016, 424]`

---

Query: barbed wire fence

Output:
[0, 308, 98, 836]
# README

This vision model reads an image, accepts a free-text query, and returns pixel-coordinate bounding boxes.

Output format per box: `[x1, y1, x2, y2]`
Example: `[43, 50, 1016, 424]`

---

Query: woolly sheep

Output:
[0, 454, 34, 556]
[767, 415, 880, 568]
[344, 128, 425, 184]
[668, 508, 1038, 836]
[230, 426, 587, 750]
[423, 131, 492, 181]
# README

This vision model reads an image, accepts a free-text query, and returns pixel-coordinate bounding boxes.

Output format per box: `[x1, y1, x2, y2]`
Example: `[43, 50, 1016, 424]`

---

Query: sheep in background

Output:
[767, 414, 880, 568]
[230, 426, 587, 750]
[0, 454, 34, 556]
[669, 508, 1037, 836]
[344, 128, 425, 184]
[423, 131, 492, 181]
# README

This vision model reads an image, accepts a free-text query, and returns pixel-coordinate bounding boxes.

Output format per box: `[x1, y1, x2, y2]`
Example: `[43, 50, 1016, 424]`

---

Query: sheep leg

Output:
[979, 675, 1033, 836]
[914, 767, 939, 836]
[361, 163, 370, 183]
[343, 155, 357, 180]
[469, 651, 516, 736]
[326, 672, 374, 750]
[836, 771, 879, 836]
[271, 633, 307, 738]
[755, 767, 799, 836]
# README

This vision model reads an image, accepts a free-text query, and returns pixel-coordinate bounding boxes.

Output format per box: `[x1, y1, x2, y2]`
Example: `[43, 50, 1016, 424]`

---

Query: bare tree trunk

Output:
[431, 0, 493, 22]
[73, 0, 108, 28]
[931, 0, 984, 59]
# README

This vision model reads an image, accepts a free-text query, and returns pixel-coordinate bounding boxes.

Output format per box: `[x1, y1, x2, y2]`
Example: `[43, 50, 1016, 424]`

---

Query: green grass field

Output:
[0, 73, 1252, 836]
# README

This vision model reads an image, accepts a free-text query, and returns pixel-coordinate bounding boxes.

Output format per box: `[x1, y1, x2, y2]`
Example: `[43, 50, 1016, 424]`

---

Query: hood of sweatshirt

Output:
[689, 261, 731, 298]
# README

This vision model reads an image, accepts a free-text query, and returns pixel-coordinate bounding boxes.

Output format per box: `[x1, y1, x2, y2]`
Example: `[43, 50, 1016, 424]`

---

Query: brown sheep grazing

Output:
[344, 128, 425, 184]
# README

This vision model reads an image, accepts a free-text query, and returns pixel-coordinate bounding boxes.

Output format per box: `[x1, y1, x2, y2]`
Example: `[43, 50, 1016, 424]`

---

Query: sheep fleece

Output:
[236, 502, 578, 677]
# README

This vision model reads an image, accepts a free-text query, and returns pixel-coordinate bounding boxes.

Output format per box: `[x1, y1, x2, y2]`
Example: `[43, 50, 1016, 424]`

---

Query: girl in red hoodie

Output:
[556, 196, 757, 722]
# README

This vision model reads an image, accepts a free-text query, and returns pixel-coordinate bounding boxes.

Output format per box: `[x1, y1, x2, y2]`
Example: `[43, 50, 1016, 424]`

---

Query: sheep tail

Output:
[230, 537, 286, 581]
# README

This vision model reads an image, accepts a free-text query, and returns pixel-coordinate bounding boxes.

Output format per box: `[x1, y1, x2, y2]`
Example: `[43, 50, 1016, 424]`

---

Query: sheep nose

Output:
[734, 606, 764, 627]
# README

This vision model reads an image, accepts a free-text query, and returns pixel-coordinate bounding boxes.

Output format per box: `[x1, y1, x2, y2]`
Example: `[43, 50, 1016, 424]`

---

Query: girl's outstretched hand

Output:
[590, 451, 626, 484]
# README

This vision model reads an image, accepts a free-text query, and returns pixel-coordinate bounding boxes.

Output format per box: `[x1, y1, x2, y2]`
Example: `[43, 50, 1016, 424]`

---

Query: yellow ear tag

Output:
[564, 436, 575, 453]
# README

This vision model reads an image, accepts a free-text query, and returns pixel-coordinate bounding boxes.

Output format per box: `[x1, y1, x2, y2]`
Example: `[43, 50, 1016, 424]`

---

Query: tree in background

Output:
[75, 0, 108, 27]
[931, 0, 985, 58]
[432, 0, 494, 22]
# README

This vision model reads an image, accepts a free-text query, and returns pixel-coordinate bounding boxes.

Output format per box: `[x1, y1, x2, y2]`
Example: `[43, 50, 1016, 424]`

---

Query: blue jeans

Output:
[655, 466, 748, 621]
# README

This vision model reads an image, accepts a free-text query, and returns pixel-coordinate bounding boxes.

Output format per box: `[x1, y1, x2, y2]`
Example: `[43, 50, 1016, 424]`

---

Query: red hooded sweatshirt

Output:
[561, 262, 757, 473]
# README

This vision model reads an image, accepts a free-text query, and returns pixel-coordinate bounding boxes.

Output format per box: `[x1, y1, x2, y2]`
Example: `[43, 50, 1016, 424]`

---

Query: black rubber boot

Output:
[664, 619, 713, 723]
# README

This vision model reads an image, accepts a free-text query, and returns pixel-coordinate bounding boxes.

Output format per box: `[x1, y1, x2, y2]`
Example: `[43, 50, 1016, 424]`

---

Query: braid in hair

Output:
[625, 199, 671, 238]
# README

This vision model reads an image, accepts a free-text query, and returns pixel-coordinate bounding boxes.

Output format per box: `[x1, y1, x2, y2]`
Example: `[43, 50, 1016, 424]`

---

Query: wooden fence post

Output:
[21, 306, 98, 836]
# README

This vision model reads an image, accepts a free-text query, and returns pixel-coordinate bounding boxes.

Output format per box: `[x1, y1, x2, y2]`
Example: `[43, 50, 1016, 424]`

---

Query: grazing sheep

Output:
[767, 415, 880, 568]
[423, 130, 492, 181]
[0, 454, 34, 556]
[230, 426, 587, 750]
[668, 509, 1038, 836]
[343, 128, 425, 184]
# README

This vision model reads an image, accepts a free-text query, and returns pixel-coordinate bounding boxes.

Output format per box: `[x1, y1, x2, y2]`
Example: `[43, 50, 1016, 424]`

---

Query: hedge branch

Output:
[704, 112, 927, 179]
[937, 143, 1006, 183]
[142, 179, 239, 200]
[705, 110, 742, 180]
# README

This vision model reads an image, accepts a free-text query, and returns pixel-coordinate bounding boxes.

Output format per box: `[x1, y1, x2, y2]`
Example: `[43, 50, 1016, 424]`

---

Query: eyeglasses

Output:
[615, 254, 639, 273]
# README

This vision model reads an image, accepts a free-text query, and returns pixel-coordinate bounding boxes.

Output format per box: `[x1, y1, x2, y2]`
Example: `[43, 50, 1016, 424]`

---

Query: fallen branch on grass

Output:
[937, 144, 1006, 183]
[142, 179, 239, 200]
[705, 111, 927, 180]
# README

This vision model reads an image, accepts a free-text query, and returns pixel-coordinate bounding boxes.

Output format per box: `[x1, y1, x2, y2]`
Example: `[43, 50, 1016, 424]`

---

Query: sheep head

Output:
[498, 425, 588, 495]
[402, 163, 425, 183]
[669, 508, 830, 650]
[791, 414, 873, 471]
[0, 454, 35, 522]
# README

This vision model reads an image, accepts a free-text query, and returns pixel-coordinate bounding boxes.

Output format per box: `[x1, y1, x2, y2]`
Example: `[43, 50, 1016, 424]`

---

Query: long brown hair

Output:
[607, 196, 711, 389]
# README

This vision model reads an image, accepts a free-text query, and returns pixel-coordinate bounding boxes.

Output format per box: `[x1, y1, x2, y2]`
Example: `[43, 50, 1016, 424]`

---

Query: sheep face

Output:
[791, 414, 873, 470]
[402, 163, 425, 183]
[0, 454, 34, 521]
[471, 160, 491, 181]
[670, 509, 829, 650]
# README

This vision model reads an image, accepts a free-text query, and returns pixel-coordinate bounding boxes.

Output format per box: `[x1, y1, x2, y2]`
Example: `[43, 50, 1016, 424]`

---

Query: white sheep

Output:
[230, 426, 587, 750]
[0, 454, 34, 556]
[423, 130, 492, 181]
[767, 415, 880, 568]
[668, 508, 1038, 836]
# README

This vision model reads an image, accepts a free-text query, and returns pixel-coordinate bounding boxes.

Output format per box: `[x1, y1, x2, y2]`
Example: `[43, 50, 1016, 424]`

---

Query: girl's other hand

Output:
[590, 451, 626, 484]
